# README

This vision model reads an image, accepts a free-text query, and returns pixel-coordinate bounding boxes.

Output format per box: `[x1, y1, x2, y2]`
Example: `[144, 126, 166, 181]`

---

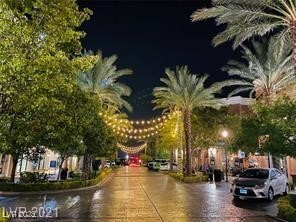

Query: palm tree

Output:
[153, 66, 232, 176]
[223, 37, 296, 102]
[191, 0, 296, 71]
[78, 51, 132, 179]
[78, 51, 133, 112]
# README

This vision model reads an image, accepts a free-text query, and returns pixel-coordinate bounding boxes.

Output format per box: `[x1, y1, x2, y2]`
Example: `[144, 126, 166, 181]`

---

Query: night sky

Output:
[78, 1, 241, 119]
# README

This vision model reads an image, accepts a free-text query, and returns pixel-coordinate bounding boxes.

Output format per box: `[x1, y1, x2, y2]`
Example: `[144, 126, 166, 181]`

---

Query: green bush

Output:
[169, 173, 208, 183]
[0, 169, 112, 192]
[0, 207, 9, 222]
[0, 178, 9, 183]
[278, 195, 296, 221]
[20, 172, 47, 183]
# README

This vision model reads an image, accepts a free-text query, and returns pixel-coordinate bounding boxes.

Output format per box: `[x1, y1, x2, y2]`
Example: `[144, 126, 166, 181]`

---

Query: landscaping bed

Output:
[277, 194, 296, 221]
[0, 169, 112, 192]
[169, 172, 208, 183]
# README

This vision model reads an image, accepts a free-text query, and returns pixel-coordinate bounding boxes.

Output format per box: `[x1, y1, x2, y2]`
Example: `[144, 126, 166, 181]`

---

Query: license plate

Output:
[240, 189, 247, 194]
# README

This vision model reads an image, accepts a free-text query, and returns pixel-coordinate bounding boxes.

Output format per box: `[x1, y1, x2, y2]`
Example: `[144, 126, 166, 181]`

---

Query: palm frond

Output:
[223, 37, 296, 100]
[153, 66, 233, 112]
[192, 0, 292, 49]
[77, 51, 133, 112]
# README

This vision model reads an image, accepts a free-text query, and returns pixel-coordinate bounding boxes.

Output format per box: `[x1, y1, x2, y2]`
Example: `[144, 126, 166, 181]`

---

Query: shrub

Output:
[278, 195, 296, 221]
[0, 207, 9, 222]
[0, 169, 112, 192]
[169, 172, 208, 183]
[68, 171, 82, 180]
[20, 172, 48, 183]
[0, 178, 9, 183]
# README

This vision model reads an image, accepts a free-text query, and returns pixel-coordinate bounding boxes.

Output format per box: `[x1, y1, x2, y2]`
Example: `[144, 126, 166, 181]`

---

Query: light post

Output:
[222, 130, 229, 182]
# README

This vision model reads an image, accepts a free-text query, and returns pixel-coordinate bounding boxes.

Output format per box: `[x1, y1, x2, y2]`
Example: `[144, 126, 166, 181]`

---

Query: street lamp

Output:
[221, 130, 229, 182]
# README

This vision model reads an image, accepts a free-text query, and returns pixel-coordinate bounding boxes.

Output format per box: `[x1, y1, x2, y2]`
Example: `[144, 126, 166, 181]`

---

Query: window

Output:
[275, 170, 282, 177]
[240, 169, 269, 179]
[270, 170, 276, 178]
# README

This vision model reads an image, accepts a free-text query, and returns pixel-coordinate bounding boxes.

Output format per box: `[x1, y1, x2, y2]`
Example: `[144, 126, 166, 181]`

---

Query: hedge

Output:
[0, 169, 112, 192]
[278, 194, 296, 221]
[169, 172, 208, 183]
[0, 207, 8, 222]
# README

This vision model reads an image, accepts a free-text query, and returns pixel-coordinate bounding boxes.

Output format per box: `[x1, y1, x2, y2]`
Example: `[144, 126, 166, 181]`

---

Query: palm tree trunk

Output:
[291, 20, 296, 75]
[183, 145, 186, 170]
[177, 111, 183, 172]
[170, 149, 174, 171]
[183, 109, 192, 176]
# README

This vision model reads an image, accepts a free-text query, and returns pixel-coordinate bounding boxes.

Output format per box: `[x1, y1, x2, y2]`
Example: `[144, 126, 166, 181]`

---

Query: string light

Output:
[117, 142, 147, 154]
[101, 111, 178, 140]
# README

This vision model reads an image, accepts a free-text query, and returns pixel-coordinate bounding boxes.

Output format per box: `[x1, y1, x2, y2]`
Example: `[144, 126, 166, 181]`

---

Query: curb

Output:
[0, 171, 113, 196]
[265, 215, 288, 222]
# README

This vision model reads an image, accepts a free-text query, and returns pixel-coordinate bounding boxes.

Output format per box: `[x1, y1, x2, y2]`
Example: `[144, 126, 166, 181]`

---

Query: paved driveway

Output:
[0, 167, 279, 221]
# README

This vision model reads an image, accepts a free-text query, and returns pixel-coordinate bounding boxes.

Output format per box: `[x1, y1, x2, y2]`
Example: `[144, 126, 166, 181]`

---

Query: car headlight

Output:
[255, 182, 267, 189]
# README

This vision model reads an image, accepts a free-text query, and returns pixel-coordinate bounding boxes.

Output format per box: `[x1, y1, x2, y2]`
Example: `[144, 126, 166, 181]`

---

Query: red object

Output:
[128, 155, 141, 167]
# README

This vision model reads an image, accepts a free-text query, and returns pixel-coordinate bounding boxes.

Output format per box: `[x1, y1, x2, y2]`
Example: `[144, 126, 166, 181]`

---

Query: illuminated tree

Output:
[153, 66, 232, 176]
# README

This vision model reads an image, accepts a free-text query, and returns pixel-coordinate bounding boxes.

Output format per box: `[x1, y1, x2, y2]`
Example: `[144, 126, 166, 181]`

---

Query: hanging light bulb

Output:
[141, 121, 145, 124]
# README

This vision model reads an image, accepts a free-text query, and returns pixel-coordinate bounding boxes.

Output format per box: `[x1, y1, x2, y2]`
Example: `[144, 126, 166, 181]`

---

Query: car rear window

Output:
[240, 169, 269, 179]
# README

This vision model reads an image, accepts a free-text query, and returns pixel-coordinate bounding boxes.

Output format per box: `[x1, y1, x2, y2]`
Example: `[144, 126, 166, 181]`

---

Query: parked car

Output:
[147, 161, 154, 170]
[160, 162, 177, 171]
[147, 161, 161, 171]
[104, 160, 115, 168]
[153, 162, 161, 171]
[230, 168, 289, 201]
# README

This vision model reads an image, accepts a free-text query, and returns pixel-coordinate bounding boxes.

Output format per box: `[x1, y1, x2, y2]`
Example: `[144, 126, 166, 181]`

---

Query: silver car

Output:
[230, 168, 289, 201]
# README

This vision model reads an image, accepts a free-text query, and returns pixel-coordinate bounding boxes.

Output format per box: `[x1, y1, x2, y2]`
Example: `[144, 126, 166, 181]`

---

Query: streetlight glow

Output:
[222, 130, 228, 138]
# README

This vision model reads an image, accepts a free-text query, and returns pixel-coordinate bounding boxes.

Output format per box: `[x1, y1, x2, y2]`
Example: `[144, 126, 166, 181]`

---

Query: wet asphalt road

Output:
[0, 167, 279, 222]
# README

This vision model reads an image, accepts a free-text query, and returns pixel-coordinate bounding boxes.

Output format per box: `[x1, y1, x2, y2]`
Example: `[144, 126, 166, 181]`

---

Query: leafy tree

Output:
[192, 107, 239, 148]
[0, 0, 93, 181]
[223, 37, 295, 102]
[146, 136, 169, 160]
[82, 99, 117, 179]
[231, 99, 296, 157]
[157, 115, 179, 169]
[45, 87, 89, 180]
[153, 66, 233, 176]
